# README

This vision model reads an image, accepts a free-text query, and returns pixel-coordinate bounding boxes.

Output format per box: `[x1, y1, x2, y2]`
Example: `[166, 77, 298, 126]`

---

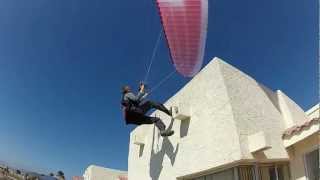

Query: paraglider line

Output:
[144, 29, 163, 83]
[149, 70, 176, 94]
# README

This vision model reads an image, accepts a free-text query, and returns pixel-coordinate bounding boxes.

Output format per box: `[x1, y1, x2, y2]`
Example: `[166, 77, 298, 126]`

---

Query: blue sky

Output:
[0, 0, 317, 178]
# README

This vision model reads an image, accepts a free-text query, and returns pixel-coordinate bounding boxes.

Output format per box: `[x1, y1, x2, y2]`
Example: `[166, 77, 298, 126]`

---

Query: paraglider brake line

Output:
[149, 70, 176, 94]
[143, 28, 163, 83]
[141, 70, 176, 99]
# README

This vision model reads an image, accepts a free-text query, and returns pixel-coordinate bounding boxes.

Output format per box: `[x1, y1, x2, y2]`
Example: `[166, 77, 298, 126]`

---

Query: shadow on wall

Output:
[149, 118, 180, 180]
[180, 119, 190, 138]
[139, 144, 145, 157]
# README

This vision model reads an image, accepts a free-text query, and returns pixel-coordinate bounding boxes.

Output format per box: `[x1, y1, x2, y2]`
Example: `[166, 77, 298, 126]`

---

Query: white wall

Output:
[277, 91, 309, 128]
[217, 60, 289, 160]
[128, 58, 242, 180]
[128, 57, 307, 180]
[83, 165, 127, 180]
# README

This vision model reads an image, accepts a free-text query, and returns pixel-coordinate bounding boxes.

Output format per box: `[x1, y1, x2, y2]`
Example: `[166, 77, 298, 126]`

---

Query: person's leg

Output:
[149, 116, 174, 136]
[150, 117, 166, 132]
[129, 113, 174, 136]
[139, 100, 172, 116]
[138, 116, 166, 131]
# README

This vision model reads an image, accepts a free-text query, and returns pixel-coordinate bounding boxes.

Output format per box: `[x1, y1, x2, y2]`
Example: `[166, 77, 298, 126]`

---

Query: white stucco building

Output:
[83, 165, 127, 180]
[128, 57, 319, 180]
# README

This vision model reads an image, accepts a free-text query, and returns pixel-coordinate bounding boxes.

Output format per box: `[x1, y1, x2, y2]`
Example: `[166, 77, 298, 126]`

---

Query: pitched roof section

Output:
[306, 104, 320, 119]
[282, 117, 320, 139]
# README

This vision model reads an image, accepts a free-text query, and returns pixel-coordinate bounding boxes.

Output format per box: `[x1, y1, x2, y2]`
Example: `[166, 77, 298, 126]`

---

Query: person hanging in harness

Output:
[121, 83, 174, 137]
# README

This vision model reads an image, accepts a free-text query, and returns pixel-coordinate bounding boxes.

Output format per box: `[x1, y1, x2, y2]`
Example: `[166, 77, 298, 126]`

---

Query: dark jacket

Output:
[121, 91, 145, 124]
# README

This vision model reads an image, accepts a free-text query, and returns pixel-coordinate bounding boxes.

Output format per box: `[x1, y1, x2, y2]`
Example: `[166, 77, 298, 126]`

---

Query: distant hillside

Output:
[0, 160, 59, 180]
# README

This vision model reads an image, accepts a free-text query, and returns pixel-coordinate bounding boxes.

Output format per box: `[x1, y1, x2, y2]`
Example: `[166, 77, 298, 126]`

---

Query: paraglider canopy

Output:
[156, 0, 208, 77]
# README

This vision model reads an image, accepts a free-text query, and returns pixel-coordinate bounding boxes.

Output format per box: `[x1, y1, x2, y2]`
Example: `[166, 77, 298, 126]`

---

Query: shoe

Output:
[160, 130, 174, 137]
[168, 106, 173, 116]
[161, 104, 172, 116]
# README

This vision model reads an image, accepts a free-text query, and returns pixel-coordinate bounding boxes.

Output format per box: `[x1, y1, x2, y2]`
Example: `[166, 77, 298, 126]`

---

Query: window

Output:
[189, 168, 234, 180]
[305, 148, 319, 180]
[276, 164, 291, 180]
[186, 163, 290, 180]
[258, 164, 290, 180]
[238, 166, 255, 180]
[207, 168, 234, 180]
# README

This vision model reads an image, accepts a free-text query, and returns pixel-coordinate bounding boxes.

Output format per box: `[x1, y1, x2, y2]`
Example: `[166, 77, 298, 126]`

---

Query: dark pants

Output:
[124, 100, 171, 131]
[139, 100, 171, 115]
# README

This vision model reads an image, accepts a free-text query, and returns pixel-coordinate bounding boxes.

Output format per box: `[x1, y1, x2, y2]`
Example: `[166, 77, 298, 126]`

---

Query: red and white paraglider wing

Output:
[156, 0, 208, 77]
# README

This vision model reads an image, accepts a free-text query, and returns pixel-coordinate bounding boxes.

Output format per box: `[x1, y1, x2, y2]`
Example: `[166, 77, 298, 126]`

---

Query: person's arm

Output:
[124, 83, 146, 102]
[125, 92, 145, 102]
[135, 83, 146, 101]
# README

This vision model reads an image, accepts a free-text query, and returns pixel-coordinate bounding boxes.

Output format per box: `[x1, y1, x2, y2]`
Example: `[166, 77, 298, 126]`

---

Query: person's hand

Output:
[139, 83, 145, 92]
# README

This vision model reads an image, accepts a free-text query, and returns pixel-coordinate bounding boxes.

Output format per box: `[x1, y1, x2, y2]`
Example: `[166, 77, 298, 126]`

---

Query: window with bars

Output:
[192, 168, 234, 180]
[238, 166, 255, 180]
[256, 164, 290, 180]
[186, 163, 290, 180]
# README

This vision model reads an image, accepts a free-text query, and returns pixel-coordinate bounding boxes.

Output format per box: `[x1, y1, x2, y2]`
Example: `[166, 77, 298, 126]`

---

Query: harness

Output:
[121, 93, 144, 124]
[121, 94, 139, 112]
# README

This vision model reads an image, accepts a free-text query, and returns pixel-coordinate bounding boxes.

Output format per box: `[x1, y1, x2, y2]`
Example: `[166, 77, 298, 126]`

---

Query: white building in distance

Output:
[83, 165, 127, 180]
[128, 57, 319, 180]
